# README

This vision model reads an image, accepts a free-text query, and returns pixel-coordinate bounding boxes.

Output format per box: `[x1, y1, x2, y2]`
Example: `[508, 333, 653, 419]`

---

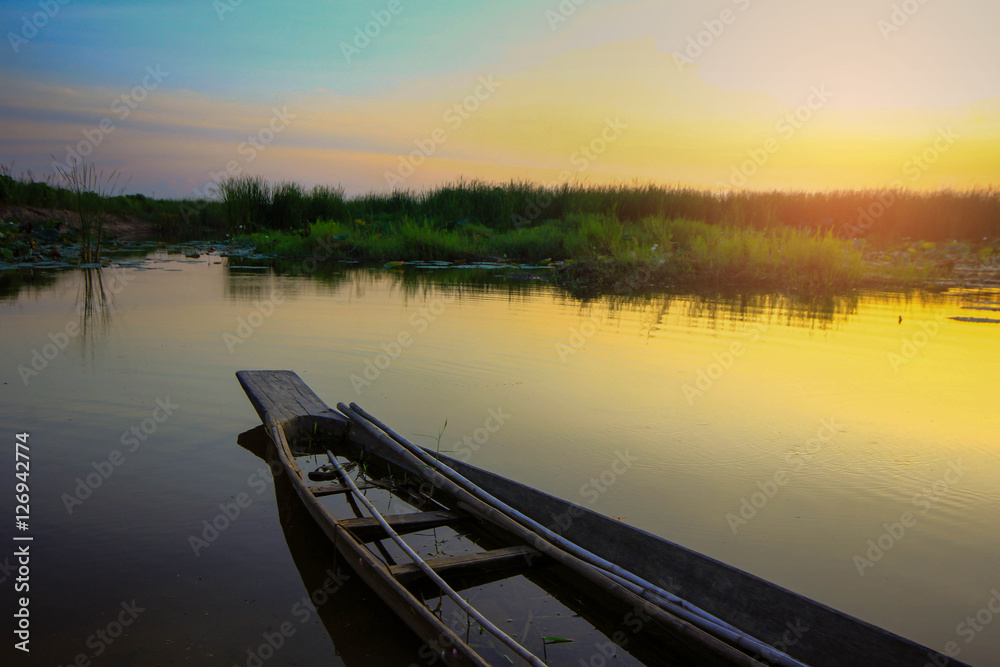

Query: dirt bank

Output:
[0, 205, 156, 241]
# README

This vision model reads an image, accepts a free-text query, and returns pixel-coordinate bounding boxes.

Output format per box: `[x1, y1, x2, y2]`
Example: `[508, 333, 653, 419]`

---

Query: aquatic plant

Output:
[50, 158, 126, 264]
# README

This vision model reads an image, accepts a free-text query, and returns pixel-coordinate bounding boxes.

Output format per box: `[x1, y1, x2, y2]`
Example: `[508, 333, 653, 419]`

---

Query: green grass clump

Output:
[249, 212, 919, 293]
[553, 216, 892, 293]
[2, 164, 996, 292]
[5, 164, 999, 248]
[218, 177, 351, 235]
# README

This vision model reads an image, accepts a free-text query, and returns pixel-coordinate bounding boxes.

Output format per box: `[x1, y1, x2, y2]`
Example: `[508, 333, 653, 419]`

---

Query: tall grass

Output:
[328, 180, 1000, 245]
[550, 216, 938, 293]
[245, 213, 932, 291]
[216, 176, 349, 235]
[50, 159, 127, 263]
[3, 165, 998, 247]
[216, 177, 1000, 245]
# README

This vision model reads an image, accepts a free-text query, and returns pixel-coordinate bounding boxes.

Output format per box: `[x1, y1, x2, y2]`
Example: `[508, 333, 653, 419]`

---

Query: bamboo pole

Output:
[325, 449, 547, 667]
[346, 403, 797, 660]
[337, 402, 771, 667]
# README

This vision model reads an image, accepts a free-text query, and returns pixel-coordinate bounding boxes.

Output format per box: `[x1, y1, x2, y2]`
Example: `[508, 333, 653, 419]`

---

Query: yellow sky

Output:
[1, 1, 997, 196]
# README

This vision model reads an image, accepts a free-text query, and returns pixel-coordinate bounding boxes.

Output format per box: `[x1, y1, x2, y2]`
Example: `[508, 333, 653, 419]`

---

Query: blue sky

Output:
[3, 0, 554, 96]
[2, 0, 998, 197]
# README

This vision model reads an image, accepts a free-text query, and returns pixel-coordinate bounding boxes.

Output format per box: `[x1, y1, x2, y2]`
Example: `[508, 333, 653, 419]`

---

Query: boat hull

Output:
[237, 370, 966, 667]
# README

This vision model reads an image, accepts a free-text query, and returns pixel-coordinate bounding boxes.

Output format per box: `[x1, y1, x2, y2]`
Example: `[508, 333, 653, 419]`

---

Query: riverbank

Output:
[240, 215, 999, 294]
[3, 169, 998, 293]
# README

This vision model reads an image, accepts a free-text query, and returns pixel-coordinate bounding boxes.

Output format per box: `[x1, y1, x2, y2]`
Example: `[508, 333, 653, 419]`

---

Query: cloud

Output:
[1, 30, 997, 197]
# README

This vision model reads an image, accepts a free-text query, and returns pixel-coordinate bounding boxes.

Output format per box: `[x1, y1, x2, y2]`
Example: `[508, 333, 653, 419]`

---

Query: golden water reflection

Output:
[2, 259, 997, 665]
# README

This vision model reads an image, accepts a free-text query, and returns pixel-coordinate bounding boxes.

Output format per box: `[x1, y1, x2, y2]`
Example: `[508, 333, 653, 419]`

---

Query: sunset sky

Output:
[1, 0, 997, 198]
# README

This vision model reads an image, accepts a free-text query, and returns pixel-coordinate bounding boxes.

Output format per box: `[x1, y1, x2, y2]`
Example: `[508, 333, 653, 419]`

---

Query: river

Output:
[2, 251, 998, 666]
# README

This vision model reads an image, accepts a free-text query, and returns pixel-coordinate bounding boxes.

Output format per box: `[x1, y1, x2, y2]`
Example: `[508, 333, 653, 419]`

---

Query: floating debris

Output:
[950, 316, 1000, 324]
[449, 263, 511, 270]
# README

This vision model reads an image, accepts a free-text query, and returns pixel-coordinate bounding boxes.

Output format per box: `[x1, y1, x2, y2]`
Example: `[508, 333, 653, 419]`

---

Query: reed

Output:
[4, 165, 998, 245]
[3, 166, 997, 292]
[50, 158, 127, 264]
[244, 212, 951, 292]
[349, 181, 1000, 244]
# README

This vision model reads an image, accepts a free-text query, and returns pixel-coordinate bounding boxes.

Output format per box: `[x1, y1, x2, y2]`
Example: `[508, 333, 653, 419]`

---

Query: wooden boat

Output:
[237, 370, 964, 667]
[236, 424, 435, 666]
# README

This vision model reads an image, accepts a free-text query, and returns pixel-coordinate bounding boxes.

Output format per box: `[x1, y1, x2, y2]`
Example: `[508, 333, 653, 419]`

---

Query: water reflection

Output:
[78, 268, 112, 340]
[669, 291, 860, 330]
[0, 267, 61, 301]
[3, 255, 998, 665]
[223, 269, 286, 304]
[236, 425, 440, 667]
[220, 263, 890, 332]
[234, 426, 684, 667]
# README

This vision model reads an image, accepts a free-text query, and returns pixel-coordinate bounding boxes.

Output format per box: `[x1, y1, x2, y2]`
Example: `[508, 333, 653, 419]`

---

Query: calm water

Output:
[1, 253, 998, 666]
